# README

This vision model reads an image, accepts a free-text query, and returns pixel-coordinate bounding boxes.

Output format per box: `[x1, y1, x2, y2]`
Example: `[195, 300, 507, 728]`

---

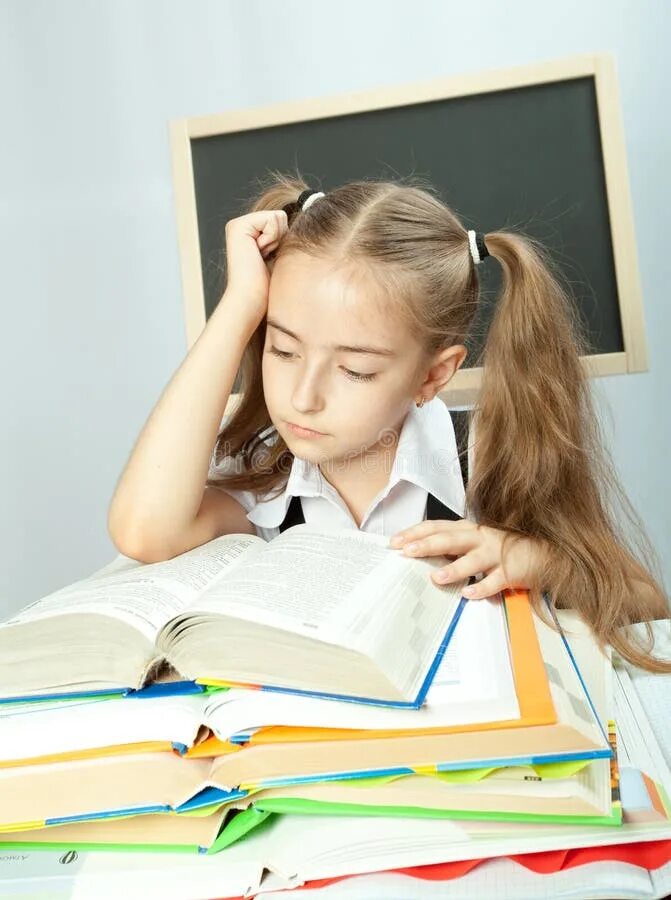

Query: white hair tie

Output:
[302, 191, 325, 211]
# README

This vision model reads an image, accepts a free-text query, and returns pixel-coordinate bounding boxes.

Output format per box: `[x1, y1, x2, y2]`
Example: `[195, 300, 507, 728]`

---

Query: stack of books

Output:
[0, 522, 669, 898]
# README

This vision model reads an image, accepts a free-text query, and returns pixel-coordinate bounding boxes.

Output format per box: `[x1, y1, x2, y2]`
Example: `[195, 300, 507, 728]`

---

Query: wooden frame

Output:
[169, 53, 648, 409]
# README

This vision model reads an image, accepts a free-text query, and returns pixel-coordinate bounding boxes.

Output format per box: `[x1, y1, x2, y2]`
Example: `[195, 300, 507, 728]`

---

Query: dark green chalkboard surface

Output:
[171, 54, 648, 407]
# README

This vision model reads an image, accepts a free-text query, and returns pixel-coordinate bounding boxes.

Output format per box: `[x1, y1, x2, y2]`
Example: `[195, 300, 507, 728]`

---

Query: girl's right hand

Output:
[222, 210, 289, 327]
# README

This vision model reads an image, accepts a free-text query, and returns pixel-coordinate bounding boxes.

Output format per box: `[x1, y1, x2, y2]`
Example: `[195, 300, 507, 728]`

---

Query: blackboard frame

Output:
[169, 53, 648, 410]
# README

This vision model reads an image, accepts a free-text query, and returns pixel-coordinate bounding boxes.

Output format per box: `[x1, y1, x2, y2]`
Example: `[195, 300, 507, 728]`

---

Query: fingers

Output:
[430, 549, 488, 585]
[391, 524, 481, 559]
[404, 533, 478, 559]
[390, 519, 511, 598]
[461, 571, 508, 600]
[258, 211, 288, 257]
[401, 532, 482, 571]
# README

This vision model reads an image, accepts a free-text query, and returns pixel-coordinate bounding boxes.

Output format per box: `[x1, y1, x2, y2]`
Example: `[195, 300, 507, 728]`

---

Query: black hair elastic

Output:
[468, 229, 490, 265]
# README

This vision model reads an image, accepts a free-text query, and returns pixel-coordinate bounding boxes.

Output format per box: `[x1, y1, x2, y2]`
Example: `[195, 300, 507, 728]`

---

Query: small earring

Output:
[416, 396, 426, 408]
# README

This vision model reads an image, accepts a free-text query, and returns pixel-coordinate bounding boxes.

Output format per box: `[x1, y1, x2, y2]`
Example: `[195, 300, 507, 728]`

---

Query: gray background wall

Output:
[1, 0, 669, 618]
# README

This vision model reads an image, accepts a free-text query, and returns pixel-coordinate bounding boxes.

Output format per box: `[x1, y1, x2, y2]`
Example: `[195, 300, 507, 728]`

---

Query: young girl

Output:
[108, 172, 670, 673]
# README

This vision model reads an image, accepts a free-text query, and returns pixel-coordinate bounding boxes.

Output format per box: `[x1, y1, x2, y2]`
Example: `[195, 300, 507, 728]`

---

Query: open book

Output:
[0, 752, 619, 847]
[0, 524, 466, 708]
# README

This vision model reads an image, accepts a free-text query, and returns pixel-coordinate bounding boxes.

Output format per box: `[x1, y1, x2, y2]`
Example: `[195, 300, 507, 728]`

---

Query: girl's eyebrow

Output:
[266, 317, 396, 357]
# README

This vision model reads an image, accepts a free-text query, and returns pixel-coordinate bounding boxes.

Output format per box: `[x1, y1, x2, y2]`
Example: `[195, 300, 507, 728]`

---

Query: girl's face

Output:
[262, 252, 429, 466]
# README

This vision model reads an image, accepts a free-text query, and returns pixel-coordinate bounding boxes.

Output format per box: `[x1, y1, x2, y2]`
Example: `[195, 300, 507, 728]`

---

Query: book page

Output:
[629, 674, 671, 768]
[427, 596, 518, 711]
[537, 608, 609, 746]
[341, 553, 463, 690]
[0, 694, 207, 762]
[614, 664, 671, 785]
[265, 814, 479, 884]
[260, 859, 660, 900]
[180, 524, 402, 644]
[621, 620, 671, 768]
[0, 533, 265, 642]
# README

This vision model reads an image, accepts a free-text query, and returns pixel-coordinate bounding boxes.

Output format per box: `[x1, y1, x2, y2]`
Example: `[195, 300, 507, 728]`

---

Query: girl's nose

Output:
[292, 371, 326, 414]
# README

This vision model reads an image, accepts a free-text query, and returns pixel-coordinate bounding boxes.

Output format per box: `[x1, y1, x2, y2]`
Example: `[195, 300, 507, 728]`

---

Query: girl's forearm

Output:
[107, 293, 258, 552]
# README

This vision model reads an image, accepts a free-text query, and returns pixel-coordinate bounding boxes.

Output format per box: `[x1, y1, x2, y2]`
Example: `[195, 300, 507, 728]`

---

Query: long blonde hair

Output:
[208, 170, 670, 672]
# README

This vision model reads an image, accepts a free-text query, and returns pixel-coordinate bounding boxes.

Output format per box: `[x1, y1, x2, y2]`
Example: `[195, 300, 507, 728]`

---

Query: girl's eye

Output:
[343, 369, 377, 382]
[267, 346, 377, 383]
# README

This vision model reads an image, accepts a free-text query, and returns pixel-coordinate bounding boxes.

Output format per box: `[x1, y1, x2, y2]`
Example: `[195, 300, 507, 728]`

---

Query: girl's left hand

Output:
[388, 519, 545, 599]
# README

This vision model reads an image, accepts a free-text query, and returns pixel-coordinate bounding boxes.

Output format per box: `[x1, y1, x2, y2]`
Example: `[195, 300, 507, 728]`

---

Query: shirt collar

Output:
[247, 397, 465, 527]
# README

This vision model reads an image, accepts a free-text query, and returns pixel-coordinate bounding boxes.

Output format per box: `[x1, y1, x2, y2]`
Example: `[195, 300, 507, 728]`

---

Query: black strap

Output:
[279, 493, 310, 533]
[278, 490, 462, 533]
[426, 493, 462, 522]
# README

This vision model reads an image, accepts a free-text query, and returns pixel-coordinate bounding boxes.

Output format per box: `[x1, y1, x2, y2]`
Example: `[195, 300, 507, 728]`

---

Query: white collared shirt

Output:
[209, 397, 466, 542]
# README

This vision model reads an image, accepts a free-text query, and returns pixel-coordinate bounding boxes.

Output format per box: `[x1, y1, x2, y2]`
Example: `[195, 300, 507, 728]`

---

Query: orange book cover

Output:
[0, 741, 174, 770]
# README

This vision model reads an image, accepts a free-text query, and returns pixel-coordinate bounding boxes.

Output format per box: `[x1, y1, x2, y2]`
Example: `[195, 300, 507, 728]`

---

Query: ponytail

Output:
[468, 231, 670, 672]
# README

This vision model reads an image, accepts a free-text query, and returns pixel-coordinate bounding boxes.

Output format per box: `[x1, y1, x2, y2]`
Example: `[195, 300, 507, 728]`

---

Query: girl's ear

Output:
[417, 344, 468, 398]
[453, 345, 467, 370]
[438, 344, 468, 382]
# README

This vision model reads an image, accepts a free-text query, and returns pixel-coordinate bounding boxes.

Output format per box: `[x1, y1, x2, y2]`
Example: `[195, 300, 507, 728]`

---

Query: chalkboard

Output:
[170, 53, 647, 408]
